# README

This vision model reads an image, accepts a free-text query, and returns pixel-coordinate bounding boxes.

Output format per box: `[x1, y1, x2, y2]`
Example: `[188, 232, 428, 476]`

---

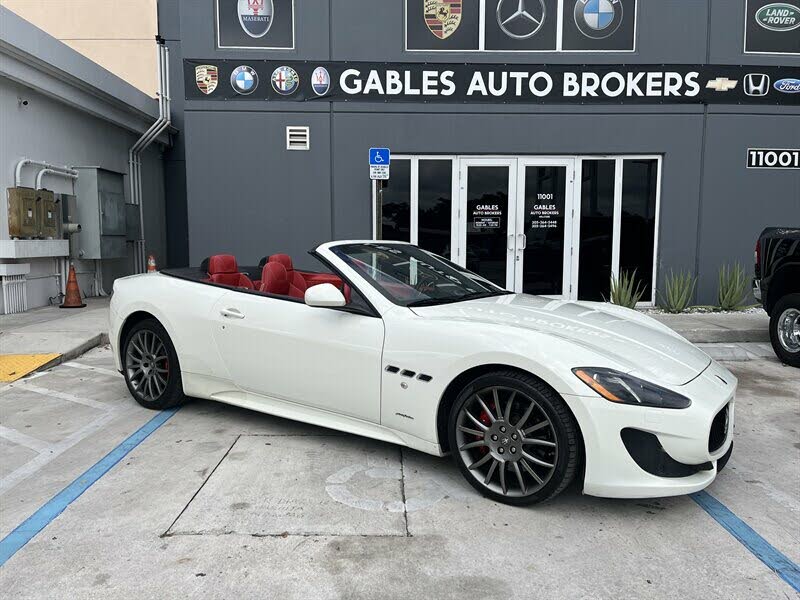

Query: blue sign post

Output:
[369, 147, 391, 180]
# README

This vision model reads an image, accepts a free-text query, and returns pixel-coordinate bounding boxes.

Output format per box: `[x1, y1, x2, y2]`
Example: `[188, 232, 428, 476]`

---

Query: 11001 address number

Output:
[747, 149, 800, 170]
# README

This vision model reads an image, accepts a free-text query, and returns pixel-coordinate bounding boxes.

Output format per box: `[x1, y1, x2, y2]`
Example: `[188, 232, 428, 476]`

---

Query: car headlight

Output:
[572, 368, 691, 409]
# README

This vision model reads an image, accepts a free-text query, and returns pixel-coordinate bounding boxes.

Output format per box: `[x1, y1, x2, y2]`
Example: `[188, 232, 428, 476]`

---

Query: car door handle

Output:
[220, 308, 245, 320]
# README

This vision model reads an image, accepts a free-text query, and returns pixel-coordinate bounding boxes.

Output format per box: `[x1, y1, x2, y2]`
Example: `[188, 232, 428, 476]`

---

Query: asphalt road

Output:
[0, 347, 798, 599]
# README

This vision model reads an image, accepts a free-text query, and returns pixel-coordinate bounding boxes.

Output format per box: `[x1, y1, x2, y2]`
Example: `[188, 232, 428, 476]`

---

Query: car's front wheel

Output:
[122, 318, 186, 410]
[769, 294, 800, 368]
[448, 371, 580, 505]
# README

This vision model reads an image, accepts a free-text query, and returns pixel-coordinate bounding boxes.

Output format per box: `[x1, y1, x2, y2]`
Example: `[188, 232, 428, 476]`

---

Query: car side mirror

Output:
[304, 283, 346, 308]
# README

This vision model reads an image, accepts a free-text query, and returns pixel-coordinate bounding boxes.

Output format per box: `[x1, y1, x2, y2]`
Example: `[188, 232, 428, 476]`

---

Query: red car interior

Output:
[268, 254, 308, 293]
[260, 262, 305, 299]
[206, 255, 254, 290]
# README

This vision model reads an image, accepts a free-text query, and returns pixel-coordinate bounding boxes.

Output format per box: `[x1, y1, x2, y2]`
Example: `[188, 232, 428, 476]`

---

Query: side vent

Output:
[417, 374, 433, 382]
[286, 126, 310, 151]
[400, 370, 417, 378]
[385, 365, 400, 374]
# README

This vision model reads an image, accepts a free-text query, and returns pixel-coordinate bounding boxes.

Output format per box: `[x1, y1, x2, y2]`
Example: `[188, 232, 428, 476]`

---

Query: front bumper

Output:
[564, 361, 736, 499]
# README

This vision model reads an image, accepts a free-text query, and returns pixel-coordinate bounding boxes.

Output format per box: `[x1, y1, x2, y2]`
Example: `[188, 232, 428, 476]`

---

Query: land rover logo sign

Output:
[238, 0, 274, 38]
[755, 2, 800, 32]
[574, 0, 624, 39]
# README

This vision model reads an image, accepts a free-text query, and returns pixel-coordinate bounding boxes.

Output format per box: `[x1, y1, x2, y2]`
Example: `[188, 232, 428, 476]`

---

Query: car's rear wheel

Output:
[122, 318, 186, 410]
[448, 371, 580, 505]
[769, 294, 800, 368]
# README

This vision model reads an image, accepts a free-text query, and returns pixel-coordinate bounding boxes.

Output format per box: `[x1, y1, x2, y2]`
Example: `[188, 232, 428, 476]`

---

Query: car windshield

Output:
[330, 243, 511, 307]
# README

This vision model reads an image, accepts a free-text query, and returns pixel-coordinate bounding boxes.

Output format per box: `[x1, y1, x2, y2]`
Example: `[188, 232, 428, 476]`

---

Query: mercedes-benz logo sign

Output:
[496, 0, 546, 40]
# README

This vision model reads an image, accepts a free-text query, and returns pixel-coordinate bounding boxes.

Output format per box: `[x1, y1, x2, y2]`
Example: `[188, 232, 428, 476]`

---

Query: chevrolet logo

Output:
[706, 77, 738, 92]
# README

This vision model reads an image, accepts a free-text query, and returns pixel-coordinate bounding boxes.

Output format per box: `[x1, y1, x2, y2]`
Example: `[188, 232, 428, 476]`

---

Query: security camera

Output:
[19, 98, 29, 107]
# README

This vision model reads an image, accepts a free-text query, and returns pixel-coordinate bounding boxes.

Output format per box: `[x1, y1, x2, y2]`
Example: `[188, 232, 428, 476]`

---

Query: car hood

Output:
[410, 294, 711, 386]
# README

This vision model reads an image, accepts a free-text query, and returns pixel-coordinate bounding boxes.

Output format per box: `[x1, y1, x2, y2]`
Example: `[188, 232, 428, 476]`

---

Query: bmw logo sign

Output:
[230, 65, 259, 95]
[272, 66, 300, 96]
[574, 0, 624, 39]
[311, 66, 331, 97]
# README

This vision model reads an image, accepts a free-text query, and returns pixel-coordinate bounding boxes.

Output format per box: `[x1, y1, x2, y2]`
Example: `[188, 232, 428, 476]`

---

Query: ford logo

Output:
[756, 2, 800, 32]
[774, 78, 800, 93]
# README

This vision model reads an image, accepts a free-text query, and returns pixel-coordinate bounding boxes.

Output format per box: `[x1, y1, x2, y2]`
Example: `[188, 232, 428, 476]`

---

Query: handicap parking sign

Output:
[369, 148, 390, 180]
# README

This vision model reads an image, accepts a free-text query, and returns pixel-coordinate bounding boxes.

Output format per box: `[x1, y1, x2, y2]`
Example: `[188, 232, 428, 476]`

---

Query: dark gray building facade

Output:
[159, 0, 800, 305]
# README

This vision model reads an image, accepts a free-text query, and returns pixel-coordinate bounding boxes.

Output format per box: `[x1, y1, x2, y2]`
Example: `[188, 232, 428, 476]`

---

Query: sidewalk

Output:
[0, 298, 110, 380]
[650, 310, 770, 343]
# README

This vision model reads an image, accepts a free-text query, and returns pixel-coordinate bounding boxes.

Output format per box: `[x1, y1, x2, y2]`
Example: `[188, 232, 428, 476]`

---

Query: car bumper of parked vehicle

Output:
[564, 361, 736, 499]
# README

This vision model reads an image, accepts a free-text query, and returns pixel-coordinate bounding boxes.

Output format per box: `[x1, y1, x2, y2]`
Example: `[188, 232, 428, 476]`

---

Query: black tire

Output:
[122, 318, 186, 410]
[717, 442, 733, 473]
[769, 293, 800, 368]
[448, 370, 581, 506]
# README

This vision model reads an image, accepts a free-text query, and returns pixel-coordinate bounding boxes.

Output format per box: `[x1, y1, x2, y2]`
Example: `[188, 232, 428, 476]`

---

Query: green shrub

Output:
[659, 270, 697, 313]
[718, 263, 747, 311]
[608, 270, 646, 309]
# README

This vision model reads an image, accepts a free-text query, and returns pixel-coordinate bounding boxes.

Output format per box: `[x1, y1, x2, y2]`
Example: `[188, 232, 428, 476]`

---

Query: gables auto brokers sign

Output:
[186, 61, 800, 105]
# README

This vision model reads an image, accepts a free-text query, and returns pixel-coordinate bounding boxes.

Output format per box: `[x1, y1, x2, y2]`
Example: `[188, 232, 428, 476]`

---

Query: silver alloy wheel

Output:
[777, 308, 800, 353]
[455, 386, 557, 498]
[125, 329, 170, 402]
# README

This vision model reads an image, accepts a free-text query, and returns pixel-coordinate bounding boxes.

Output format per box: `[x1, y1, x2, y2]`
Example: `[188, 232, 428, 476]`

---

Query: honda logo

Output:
[744, 74, 770, 97]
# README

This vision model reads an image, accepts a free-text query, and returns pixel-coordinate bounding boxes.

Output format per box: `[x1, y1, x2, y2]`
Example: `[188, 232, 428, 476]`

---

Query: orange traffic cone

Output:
[147, 255, 157, 273]
[60, 264, 86, 309]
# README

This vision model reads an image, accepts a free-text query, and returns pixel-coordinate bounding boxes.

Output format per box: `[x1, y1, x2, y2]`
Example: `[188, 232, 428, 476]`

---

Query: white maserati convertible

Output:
[109, 241, 735, 505]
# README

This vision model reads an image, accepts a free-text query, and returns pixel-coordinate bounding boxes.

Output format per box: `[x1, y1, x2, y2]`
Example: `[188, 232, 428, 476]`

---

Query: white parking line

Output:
[0, 425, 49, 453]
[62, 362, 123, 379]
[21, 384, 109, 411]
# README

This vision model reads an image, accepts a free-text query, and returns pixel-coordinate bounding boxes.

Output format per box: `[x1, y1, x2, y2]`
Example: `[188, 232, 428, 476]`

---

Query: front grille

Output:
[708, 404, 730, 453]
[621, 429, 712, 478]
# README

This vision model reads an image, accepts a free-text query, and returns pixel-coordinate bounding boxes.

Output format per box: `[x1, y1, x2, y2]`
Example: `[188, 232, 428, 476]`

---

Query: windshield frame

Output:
[329, 242, 511, 308]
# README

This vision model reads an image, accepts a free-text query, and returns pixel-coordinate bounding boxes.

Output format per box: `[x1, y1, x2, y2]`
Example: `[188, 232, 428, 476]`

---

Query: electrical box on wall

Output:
[7, 187, 39, 238]
[38, 189, 59, 238]
[71, 167, 127, 260]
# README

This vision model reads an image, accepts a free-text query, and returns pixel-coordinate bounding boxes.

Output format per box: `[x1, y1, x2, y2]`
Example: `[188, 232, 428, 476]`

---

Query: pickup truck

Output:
[754, 227, 800, 367]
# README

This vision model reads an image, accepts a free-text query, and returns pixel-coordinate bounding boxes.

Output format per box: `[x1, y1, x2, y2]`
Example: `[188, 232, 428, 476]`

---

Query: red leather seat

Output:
[260, 262, 305, 299]
[268, 254, 308, 293]
[207, 255, 254, 290]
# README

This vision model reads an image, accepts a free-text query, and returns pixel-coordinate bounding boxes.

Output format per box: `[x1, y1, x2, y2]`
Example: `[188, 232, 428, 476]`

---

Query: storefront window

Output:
[620, 159, 658, 301]
[578, 160, 616, 301]
[378, 159, 411, 242]
[418, 160, 453, 258]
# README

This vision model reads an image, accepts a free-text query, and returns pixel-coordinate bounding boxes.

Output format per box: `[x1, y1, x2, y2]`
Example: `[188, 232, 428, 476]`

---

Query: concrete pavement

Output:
[652, 310, 770, 343]
[0, 347, 798, 599]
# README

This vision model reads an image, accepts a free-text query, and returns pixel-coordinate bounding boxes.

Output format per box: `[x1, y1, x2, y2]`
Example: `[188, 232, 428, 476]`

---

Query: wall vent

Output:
[286, 126, 310, 151]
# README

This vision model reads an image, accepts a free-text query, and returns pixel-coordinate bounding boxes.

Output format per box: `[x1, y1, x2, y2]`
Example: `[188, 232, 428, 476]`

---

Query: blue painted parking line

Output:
[692, 491, 800, 593]
[0, 408, 178, 567]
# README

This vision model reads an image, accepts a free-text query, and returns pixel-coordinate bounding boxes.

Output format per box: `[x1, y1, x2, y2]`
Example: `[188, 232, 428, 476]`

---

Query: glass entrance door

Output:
[457, 158, 576, 298]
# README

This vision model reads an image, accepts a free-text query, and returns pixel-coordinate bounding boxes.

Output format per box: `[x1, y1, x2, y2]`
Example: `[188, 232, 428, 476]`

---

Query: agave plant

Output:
[608, 270, 646, 309]
[659, 270, 697, 314]
[718, 263, 748, 311]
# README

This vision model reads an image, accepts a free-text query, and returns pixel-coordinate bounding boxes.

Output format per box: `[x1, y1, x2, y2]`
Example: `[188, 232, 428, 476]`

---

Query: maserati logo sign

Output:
[272, 66, 300, 95]
[743, 73, 770, 96]
[424, 0, 462, 39]
[238, 0, 274, 38]
[755, 2, 800, 32]
[195, 65, 218, 95]
[574, 0, 624, 39]
[496, 0, 546, 40]
[312, 67, 331, 96]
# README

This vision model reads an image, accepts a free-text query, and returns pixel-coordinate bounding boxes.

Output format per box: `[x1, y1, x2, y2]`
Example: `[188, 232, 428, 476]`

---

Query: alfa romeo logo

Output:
[496, 0, 546, 40]
[574, 0, 624, 40]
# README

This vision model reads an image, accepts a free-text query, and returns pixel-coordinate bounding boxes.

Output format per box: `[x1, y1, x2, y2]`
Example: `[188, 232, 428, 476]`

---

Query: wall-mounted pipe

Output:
[15, 159, 77, 188]
[35, 168, 78, 190]
[128, 39, 171, 273]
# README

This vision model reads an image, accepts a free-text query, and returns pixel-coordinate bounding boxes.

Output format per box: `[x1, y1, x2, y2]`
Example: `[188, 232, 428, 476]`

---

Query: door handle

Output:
[507, 234, 514, 251]
[518, 233, 527, 250]
[220, 308, 245, 320]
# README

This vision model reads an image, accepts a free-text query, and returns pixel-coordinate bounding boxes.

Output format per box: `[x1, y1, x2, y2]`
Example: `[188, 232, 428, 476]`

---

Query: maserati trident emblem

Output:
[195, 65, 218, 95]
[574, 0, 624, 39]
[424, 0, 463, 40]
[744, 74, 770, 97]
[496, 0, 546, 40]
[706, 77, 738, 92]
[238, 0, 274, 38]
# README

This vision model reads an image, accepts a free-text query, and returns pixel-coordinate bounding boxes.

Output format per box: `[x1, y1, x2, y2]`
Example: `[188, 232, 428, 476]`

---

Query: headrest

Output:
[261, 261, 290, 291]
[269, 254, 294, 272]
[208, 254, 238, 275]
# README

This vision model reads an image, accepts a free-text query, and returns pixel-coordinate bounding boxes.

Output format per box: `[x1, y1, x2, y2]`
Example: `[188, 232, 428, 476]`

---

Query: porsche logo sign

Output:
[195, 65, 219, 95]
[424, 0, 462, 39]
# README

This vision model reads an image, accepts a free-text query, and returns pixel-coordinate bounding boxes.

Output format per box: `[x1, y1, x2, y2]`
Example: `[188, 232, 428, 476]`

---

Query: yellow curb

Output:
[0, 354, 62, 382]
